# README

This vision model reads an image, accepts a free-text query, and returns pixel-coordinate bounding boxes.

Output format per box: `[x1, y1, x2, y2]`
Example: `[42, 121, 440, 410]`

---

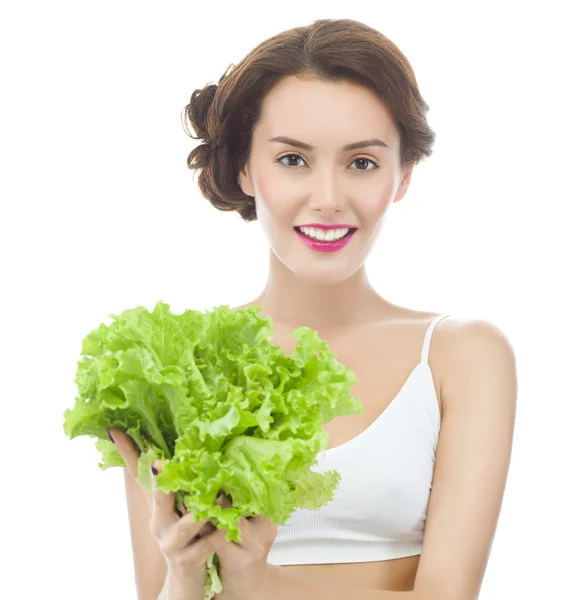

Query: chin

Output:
[289, 259, 361, 285]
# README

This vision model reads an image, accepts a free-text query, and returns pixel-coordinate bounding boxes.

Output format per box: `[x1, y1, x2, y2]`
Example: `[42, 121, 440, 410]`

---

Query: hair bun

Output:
[186, 84, 218, 141]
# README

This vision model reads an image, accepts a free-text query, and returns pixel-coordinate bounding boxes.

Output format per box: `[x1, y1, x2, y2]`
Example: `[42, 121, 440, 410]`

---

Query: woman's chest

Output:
[270, 317, 443, 451]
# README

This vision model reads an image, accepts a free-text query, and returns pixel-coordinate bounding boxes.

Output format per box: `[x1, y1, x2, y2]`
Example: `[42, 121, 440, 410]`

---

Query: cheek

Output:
[364, 181, 395, 219]
[255, 172, 295, 223]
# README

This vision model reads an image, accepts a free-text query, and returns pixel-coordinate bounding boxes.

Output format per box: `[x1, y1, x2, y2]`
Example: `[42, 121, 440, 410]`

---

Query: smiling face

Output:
[238, 74, 413, 284]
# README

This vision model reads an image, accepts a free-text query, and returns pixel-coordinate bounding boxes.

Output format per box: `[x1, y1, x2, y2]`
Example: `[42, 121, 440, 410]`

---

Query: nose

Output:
[307, 168, 345, 216]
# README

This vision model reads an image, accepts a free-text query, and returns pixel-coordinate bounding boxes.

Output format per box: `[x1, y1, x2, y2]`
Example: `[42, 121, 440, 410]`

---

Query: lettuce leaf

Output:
[63, 301, 362, 599]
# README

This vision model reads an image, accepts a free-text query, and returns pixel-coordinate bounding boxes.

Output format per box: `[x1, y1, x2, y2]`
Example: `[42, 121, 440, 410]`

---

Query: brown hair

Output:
[182, 18, 436, 222]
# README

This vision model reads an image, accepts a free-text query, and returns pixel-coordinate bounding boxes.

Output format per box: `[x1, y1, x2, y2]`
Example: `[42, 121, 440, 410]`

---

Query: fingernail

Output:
[106, 429, 114, 443]
[151, 464, 159, 476]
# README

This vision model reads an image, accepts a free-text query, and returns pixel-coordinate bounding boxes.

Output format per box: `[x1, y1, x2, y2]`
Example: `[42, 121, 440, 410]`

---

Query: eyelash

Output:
[275, 153, 380, 173]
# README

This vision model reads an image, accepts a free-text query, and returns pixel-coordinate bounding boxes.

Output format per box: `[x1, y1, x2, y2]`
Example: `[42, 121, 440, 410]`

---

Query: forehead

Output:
[255, 75, 398, 145]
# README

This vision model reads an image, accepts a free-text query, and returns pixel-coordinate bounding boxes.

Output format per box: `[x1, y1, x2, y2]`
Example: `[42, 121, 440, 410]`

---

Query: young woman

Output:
[108, 18, 517, 600]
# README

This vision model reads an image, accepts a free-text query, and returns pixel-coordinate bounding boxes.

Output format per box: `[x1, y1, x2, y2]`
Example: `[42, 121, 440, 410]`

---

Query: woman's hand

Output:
[149, 457, 232, 599]
[107, 428, 278, 600]
[107, 428, 229, 599]
[212, 493, 279, 600]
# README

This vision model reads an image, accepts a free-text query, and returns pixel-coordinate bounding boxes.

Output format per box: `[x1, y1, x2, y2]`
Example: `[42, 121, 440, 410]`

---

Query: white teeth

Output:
[299, 226, 350, 241]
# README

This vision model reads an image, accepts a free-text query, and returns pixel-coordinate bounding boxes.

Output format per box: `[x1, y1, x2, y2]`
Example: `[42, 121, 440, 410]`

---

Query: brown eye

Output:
[351, 157, 379, 171]
[276, 153, 306, 168]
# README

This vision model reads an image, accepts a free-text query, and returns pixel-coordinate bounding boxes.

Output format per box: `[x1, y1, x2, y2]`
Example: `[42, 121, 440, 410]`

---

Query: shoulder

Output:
[437, 315, 516, 367]
[403, 311, 516, 415]
[434, 315, 517, 413]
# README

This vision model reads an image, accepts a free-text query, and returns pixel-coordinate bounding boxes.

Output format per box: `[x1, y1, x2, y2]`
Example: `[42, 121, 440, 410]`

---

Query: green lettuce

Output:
[63, 301, 362, 599]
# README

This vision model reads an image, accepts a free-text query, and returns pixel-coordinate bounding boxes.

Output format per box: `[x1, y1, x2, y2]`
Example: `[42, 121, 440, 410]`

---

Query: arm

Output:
[260, 318, 517, 600]
[157, 571, 202, 600]
[157, 578, 168, 600]
[123, 467, 169, 600]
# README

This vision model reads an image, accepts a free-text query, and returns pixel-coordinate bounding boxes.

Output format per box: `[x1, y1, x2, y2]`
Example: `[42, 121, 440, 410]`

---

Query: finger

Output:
[169, 524, 232, 571]
[183, 496, 220, 539]
[167, 511, 216, 551]
[215, 491, 274, 547]
[215, 490, 233, 508]
[234, 511, 277, 551]
[215, 492, 254, 549]
[250, 514, 279, 547]
[214, 490, 259, 521]
[185, 529, 235, 562]
[233, 514, 274, 552]
[107, 428, 141, 479]
[232, 515, 256, 550]
[149, 459, 180, 540]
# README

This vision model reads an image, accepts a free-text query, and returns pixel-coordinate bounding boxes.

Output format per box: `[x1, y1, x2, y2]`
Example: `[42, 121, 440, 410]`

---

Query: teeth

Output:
[299, 226, 350, 241]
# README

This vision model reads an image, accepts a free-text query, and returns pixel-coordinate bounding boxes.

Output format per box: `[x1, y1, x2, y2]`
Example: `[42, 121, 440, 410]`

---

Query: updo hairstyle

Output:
[182, 18, 436, 222]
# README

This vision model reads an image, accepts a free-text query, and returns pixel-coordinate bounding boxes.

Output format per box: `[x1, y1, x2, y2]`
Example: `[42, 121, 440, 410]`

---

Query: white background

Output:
[1, 1, 583, 599]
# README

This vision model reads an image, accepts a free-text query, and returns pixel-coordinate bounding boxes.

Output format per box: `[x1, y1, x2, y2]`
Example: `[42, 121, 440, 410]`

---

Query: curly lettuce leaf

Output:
[63, 301, 362, 599]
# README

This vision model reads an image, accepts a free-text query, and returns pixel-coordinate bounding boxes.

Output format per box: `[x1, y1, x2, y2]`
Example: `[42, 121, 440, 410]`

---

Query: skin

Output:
[237, 74, 415, 336]
[233, 74, 427, 590]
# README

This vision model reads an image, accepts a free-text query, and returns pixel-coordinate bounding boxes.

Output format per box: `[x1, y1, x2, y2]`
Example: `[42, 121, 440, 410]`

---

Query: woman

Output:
[108, 17, 517, 600]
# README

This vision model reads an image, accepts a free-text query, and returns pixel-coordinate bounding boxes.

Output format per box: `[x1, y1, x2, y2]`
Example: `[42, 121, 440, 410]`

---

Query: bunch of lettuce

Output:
[63, 301, 362, 599]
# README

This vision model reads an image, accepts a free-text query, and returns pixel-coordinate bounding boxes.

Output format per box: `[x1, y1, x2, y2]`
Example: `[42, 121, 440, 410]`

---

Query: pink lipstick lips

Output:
[294, 225, 358, 253]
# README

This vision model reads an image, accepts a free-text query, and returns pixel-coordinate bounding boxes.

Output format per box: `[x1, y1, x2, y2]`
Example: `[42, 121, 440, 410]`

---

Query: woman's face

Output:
[238, 75, 413, 284]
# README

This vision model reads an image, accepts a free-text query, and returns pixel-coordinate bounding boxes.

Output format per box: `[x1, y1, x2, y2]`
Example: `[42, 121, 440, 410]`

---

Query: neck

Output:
[251, 249, 390, 333]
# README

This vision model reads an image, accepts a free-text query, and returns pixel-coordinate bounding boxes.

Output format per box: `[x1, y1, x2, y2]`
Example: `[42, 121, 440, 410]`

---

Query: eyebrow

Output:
[267, 136, 389, 152]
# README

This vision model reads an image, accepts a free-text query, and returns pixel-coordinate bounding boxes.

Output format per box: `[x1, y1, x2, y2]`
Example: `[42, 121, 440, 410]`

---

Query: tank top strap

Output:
[420, 313, 451, 364]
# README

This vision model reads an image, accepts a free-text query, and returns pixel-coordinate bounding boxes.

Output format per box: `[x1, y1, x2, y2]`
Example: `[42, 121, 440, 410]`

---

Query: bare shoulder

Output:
[433, 315, 517, 410]
[409, 312, 515, 411]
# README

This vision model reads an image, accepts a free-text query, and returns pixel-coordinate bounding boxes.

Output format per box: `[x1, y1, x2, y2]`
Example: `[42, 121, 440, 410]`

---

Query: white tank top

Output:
[267, 313, 450, 566]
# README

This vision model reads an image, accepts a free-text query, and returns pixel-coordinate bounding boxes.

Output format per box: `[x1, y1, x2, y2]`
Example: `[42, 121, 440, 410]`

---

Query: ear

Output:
[237, 164, 255, 197]
[393, 163, 415, 204]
